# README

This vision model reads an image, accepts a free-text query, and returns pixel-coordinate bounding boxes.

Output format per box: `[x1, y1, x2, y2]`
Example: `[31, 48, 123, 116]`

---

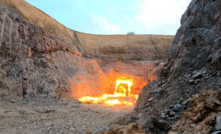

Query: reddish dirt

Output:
[169, 90, 221, 134]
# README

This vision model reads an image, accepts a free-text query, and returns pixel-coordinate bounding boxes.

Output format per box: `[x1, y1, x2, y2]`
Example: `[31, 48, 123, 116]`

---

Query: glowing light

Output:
[79, 78, 139, 106]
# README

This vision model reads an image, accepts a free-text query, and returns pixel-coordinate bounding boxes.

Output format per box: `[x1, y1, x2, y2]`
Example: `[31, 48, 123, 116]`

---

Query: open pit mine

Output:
[0, 0, 173, 103]
[2, 0, 221, 134]
[0, 0, 173, 133]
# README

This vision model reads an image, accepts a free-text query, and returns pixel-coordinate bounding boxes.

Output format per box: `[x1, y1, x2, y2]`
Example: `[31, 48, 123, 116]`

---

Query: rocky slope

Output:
[0, 0, 173, 60]
[0, 1, 172, 103]
[117, 0, 221, 133]
[169, 90, 221, 134]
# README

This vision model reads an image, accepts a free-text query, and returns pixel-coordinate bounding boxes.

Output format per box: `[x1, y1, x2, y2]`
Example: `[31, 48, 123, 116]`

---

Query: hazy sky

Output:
[25, 0, 191, 35]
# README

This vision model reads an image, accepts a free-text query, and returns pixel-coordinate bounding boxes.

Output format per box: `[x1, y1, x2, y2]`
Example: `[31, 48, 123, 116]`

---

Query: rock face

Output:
[161, 0, 221, 80]
[0, 1, 171, 102]
[118, 0, 221, 133]
[0, 0, 173, 61]
[0, 3, 80, 100]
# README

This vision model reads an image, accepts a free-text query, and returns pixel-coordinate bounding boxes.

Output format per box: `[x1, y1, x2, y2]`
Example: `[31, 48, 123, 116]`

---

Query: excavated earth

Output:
[2, 0, 221, 134]
[0, 0, 173, 134]
[0, 0, 173, 101]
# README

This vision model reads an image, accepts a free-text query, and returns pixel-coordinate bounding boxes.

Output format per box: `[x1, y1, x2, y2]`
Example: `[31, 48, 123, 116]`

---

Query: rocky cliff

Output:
[119, 0, 221, 133]
[0, 1, 172, 102]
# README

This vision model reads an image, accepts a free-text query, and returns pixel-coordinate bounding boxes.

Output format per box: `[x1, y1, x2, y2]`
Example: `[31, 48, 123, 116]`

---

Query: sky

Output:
[25, 0, 191, 35]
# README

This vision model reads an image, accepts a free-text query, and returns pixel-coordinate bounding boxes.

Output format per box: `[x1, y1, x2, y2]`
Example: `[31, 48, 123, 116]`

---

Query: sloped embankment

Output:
[0, 0, 173, 60]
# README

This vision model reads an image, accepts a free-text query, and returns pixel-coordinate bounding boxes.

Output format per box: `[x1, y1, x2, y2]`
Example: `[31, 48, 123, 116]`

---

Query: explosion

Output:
[79, 78, 138, 106]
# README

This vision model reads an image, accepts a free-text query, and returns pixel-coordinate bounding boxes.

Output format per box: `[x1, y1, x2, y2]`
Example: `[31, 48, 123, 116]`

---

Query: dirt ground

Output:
[0, 98, 133, 134]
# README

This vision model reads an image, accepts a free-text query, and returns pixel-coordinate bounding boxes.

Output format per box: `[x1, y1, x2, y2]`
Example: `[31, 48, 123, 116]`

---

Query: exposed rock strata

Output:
[121, 0, 221, 133]
[0, 2, 167, 102]
[161, 0, 221, 80]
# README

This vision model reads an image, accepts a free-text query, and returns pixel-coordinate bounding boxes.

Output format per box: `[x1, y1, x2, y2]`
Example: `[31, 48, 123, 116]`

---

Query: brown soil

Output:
[169, 90, 221, 134]
[0, 98, 133, 134]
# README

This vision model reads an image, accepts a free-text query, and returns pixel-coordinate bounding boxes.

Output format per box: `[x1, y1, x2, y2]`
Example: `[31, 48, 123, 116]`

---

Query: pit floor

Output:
[0, 98, 133, 134]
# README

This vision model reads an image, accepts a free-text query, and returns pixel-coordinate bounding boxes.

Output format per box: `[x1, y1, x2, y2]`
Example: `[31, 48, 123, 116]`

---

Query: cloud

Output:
[124, 15, 136, 24]
[136, 0, 190, 34]
[90, 14, 123, 34]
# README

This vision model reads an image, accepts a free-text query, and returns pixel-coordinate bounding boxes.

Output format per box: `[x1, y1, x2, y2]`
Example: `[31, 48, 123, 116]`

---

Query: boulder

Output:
[174, 104, 182, 111]
[151, 116, 170, 131]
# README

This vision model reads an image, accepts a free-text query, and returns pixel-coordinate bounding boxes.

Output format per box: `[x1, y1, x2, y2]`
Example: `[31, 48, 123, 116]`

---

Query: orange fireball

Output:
[79, 78, 138, 106]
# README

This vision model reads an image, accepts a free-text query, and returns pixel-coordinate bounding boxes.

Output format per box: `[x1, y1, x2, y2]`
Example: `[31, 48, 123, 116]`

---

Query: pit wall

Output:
[0, 4, 165, 100]
[0, 0, 174, 61]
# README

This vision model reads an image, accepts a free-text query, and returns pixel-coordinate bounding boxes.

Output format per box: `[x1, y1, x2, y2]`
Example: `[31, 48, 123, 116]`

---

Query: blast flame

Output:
[79, 78, 139, 106]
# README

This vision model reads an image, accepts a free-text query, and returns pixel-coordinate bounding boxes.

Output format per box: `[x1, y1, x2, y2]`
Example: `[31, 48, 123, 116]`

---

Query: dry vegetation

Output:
[0, 0, 173, 60]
